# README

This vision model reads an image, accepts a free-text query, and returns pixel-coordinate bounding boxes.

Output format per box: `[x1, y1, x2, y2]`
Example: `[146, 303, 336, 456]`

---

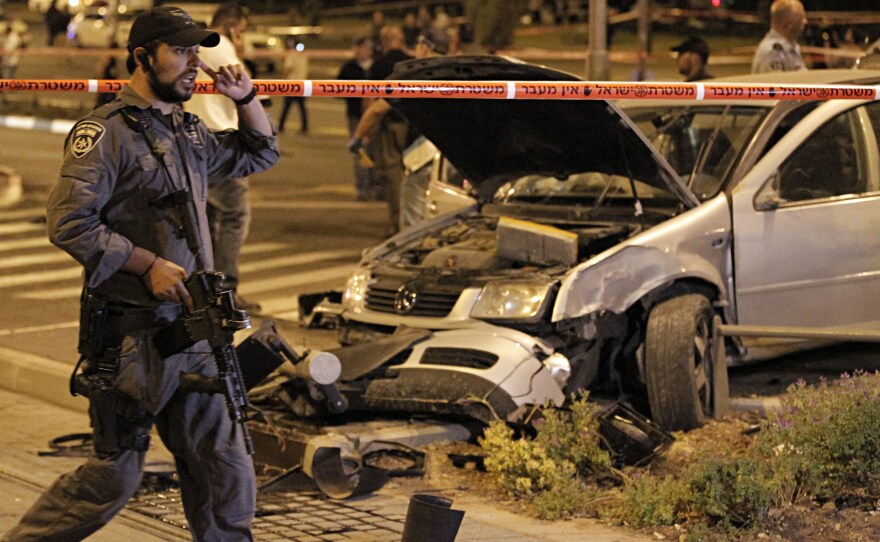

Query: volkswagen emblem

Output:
[394, 284, 418, 314]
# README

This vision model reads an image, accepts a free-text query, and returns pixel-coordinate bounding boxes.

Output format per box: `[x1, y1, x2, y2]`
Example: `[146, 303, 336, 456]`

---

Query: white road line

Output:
[0, 251, 72, 269]
[15, 249, 356, 300]
[238, 264, 354, 295]
[0, 242, 283, 271]
[0, 222, 44, 235]
[0, 236, 51, 251]
[238, 250, 360, 273]
[0, 320, 79, 336]
[271, 309, 301, 321]
[240, 242, 288, 255]
[251, 200, 385, 210]
[19, 286, 81, 300]
[257, 298, 300, 316]
[0, 266, 81, 288]
[0, 207, 45, 221]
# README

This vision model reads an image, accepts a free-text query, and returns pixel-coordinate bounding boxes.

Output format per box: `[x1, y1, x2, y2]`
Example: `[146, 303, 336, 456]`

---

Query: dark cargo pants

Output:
[2, 351, 256, 542]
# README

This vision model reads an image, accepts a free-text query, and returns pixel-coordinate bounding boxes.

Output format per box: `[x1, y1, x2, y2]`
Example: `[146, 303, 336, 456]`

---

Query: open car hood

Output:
[388, 55, 698, 207]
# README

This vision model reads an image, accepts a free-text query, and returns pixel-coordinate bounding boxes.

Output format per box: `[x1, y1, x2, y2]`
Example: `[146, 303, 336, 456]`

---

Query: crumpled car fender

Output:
[552, 195, 732, 321]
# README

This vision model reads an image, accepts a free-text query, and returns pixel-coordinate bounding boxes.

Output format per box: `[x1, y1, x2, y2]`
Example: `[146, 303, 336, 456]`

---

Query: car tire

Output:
[644, 294, 715, 432]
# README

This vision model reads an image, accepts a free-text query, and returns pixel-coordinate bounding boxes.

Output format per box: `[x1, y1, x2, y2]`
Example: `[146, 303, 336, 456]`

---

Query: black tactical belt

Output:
[105, 304, 183, 336]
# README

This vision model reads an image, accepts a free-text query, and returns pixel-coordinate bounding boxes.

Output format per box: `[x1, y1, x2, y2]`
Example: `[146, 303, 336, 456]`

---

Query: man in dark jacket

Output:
[670, 36, 714, 82]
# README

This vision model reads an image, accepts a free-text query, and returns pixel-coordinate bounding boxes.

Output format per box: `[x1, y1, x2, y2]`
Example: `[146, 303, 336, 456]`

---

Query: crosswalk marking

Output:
[17, 264, 355, 304]
[0, 236, 51, 251]
[18, 286, 81, 300]
[240, 242, 288, 255]
[0, 222, 44, 235]
[238, 250, 360, 273]
[0, 251, 73, 269]
[251, 200, 385, 211]
[0, 266, 81, 288]
[239, 264, 355, 295]
[0, 211, 361, 321]
[0, 208, 45, 222]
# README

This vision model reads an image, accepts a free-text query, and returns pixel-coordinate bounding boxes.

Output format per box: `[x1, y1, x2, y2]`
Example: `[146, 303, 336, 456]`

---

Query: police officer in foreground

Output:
[751, 0, 808, 74]
[2, 6, 278, 541]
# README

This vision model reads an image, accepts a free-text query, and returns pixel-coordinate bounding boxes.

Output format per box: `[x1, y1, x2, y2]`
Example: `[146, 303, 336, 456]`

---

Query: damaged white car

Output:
[330, 56, 880, 432]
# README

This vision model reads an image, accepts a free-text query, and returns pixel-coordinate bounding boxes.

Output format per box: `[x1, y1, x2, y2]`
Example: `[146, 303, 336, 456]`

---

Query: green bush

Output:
[755, 371, 880, 503]
[686, 457, 773, 529]
[615, 474, 688, 528]
[615, 371, 880, 531]
[480, 371, 880, 532]
[478, 392, 612, 519]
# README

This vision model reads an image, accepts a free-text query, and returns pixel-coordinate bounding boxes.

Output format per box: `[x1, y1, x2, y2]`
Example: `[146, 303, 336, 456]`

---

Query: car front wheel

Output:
[644, 294, 716, 431]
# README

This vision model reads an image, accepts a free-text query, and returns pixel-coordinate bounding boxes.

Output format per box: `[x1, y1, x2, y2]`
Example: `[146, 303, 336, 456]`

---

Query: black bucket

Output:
[400, 494, 465, 542]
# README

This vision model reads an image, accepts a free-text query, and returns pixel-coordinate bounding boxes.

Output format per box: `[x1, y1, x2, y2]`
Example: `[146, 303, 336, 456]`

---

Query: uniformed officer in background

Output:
[751, 0, 808, 73]
[2, 6, 278, 541]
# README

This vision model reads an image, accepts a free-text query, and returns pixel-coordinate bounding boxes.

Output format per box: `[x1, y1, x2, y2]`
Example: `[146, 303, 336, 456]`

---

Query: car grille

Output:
[419, 347, 499, 370]
[365, 280, 462, 317]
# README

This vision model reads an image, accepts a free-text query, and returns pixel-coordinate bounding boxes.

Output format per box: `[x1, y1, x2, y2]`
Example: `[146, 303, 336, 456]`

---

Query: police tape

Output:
[0, 79, 878, 101]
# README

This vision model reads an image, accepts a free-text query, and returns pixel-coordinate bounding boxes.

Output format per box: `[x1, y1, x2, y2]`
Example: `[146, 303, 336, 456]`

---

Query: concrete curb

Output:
[0, 345, 84, 413]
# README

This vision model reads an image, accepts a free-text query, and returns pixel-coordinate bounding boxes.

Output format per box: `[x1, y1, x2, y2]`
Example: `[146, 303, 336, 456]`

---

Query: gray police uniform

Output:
[2, 85, 279, 542]
[751, 28, 807, 73]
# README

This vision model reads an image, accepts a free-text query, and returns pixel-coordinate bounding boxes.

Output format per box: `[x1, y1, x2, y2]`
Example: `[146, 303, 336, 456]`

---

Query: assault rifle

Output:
[152, 189, 255, 454]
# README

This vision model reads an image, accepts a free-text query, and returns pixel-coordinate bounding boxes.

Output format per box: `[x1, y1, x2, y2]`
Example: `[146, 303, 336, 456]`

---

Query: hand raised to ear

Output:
[199, 59, 252, 102]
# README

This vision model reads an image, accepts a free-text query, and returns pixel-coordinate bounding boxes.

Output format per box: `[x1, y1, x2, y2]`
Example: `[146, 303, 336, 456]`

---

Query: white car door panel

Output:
[732, 102, 880, 329]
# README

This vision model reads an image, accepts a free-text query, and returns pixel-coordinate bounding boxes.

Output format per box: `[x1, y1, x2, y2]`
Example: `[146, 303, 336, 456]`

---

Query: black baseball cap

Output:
[126, 7, 220, 73]
[670, 36, 710, 64]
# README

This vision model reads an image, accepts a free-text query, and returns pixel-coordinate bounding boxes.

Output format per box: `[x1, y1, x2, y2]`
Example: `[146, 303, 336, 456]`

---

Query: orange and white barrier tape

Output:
[0, 79, 878, 101]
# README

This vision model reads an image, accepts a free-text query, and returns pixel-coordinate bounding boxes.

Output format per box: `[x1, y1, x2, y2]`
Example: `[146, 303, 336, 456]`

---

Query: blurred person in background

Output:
[0, 23, 22, 79]
[752, 0, 807, 73]
[277, 35, 309, 134]
[402, 11, 419, 50]
[348, 24, 412, 234]
[417, 5, 433, 33]
[370, 10, 384, 56]
[350, 29, 449, 232]
[670, 36, 713, 82]
[184, 2, 262, 312]
[337, 36, 377, 201]
[94, 40, 122, 108]
[398, 29, 450, 230]
[44, 2, 70, 46]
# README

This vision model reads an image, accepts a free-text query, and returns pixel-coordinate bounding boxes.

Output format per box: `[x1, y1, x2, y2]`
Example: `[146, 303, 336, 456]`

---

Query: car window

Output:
[757, 102, 820, 161]
[627, 105, 767, 200]
[774, 106, 871, 203]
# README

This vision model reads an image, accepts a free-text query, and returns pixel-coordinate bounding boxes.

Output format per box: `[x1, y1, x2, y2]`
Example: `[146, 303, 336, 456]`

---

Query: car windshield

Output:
[494, 172, 677, 208]
[626, 105, 768, 200]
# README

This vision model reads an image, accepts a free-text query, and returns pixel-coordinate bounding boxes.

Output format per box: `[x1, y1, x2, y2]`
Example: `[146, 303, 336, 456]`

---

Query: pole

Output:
[636, 0, 651, 81]
[588, 0, 609, 81]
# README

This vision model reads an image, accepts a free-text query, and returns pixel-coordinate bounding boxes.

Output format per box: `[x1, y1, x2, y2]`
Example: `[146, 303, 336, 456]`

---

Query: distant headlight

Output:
[470, 280, 553, 321]
[342, 269, 370, 311]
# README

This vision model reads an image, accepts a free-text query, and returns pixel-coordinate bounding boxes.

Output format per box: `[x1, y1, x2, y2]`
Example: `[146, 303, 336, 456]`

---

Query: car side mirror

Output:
[754, 172, 783, 211]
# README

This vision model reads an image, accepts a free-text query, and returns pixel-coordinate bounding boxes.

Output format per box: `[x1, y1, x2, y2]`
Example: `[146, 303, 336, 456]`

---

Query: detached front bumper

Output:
[335, 325, 570, 423]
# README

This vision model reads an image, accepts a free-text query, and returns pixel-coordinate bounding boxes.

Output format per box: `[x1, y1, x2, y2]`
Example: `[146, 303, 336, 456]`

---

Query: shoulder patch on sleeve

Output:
[70, 120, 106, 159]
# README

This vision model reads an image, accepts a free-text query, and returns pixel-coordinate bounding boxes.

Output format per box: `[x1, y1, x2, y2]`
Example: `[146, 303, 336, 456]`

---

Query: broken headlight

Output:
[342, 269, 370, 311]
[470, 280, 553, 322]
